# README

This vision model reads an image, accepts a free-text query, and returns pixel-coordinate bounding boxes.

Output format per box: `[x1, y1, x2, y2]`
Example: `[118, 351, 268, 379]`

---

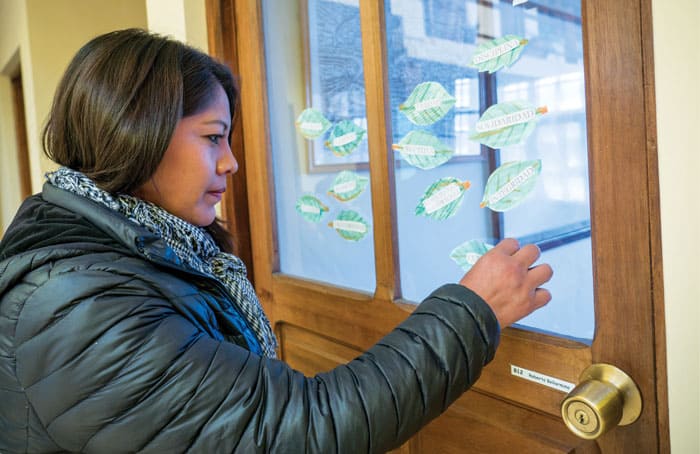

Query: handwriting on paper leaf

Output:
[295, 108, 331, 139]
[415, 177, 471, 220]
[324, 120, 366, 156]
[392, 130, 454, 170]
[328, 210, 370, 241]
[327, 170, 369, 202]
[295, 195, 329, 223]
[399, 82, 456, 126]
[481, 160, 542, 211]
[470, 35, 528, 73]
[470, 101, 547, 148]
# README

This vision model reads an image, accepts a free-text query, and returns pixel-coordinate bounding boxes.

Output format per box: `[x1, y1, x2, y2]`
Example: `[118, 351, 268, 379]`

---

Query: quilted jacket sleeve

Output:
[13, 260, 499, 454]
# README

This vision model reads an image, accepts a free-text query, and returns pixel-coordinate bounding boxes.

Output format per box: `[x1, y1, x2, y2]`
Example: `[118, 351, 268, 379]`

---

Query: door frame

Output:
[10, 72, 31, 200]
[206, 0, 669, 451]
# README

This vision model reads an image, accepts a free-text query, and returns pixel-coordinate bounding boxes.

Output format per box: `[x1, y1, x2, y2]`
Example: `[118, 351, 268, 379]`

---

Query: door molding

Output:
[582, 0, 668, 448]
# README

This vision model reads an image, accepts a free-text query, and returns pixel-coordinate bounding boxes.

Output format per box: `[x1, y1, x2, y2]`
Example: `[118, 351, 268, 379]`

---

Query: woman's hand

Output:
[459, 238, 553, 328]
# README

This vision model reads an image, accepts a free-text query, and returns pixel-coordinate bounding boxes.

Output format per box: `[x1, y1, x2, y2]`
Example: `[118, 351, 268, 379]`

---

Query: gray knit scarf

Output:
[46, 166, 277, 358]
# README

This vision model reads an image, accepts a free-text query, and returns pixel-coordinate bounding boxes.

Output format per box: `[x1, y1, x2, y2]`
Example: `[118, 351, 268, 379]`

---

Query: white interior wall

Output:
[651, 0, 700, 451]
[0, 0, 208, 234]
[0, 0, 28, 232]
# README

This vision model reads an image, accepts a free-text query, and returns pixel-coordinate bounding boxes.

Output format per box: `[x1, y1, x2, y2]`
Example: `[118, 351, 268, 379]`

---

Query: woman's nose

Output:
[218, 141, 238, 175]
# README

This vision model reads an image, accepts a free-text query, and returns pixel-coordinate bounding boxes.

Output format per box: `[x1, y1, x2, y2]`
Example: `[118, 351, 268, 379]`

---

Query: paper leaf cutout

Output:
[324, 120, 366, 156]
[399, 82, 456, 126]
[450, 240, 494, 271]
[327, 170, 369, 202]
[481, 160, 542, 212]
[470, 101, 547, 148]
[415, 177, 471, 220]
[295, 195, 329, 223]
[392, 130, 454, 170]
[470, 35, 528, 73]
[328, 210, 369, 241]
[295, 108, 331, 139]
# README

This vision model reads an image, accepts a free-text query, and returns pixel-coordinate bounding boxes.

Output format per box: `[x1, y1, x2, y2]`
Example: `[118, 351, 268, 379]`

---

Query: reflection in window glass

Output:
[262, 0, 375, 293]
[385, 0, 593, 341]
[305, 0, 371, 168]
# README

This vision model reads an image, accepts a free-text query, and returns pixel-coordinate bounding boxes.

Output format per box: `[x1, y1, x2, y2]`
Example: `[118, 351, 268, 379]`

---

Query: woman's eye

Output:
[207, 135, 222, 145]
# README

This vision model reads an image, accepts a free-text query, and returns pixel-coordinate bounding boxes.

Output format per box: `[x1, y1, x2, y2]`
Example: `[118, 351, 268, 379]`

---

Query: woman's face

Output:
[134, 83, 237, 226]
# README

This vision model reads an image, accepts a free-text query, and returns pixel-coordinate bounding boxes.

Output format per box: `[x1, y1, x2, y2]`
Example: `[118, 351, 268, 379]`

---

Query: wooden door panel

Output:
[279, 309, 593, 451]
[473, 333, 591, 417]
[580, 0, 665, 450]
[417, 396, 584, 454]
[272, 276, 407, 348]
[452, 391, 586, 450]
[207, 0, 667, 451]
[279, 323, 363, 376]
[274, 273, 593, 420]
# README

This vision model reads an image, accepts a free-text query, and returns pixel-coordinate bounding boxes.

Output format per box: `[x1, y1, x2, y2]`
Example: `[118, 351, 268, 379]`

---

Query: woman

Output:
[0, 29, 552, 453]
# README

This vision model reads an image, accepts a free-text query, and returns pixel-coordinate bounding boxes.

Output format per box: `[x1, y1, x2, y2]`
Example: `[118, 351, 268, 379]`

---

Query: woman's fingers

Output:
[513, 243, 541, 267]
[459, 238, 553, 328]
[527, 263, 554, 288]
[492, 237, 520, 255]
[493, 239, 541, 268]
[529, 264, 554, 310]
[534, 287, 553, 308]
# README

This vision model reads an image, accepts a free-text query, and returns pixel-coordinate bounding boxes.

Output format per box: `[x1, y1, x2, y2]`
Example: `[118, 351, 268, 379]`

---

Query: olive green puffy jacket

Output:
[0, 184, 499, 453]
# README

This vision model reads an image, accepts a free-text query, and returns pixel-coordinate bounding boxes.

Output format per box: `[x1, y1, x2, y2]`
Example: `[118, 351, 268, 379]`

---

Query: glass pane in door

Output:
[385, 0, 594, 341]
[262, 0, 376, 293]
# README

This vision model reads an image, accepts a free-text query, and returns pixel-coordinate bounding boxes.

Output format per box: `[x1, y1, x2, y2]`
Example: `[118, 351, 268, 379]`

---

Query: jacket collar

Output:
[41, 182, 183, 268]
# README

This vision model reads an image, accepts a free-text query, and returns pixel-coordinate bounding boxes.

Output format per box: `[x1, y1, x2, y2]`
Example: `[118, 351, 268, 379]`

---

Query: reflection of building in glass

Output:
[308, 0, 585, 159]
[308, 0, 587, 198]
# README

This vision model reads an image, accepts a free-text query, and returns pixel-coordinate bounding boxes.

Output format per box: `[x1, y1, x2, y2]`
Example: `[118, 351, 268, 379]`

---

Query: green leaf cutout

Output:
[450, 240, 494, 271]
[324, 120, 366, 156]
[481, 160, 542, 212]
[470, 35, 528, 73]
[328, 210, 370, 241]
[415, 177, 471, 220]
[399, 82, 456, 126]
[295, 108, 331, 139]
[469, 101, 547, 148]
[392, 130, 454, 170]
[295, 195, 329, 223]
[327, 170, 369, 202]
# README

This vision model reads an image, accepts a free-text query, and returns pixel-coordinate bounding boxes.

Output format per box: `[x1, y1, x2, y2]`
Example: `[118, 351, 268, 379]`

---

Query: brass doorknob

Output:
[560, 363, 642, 440]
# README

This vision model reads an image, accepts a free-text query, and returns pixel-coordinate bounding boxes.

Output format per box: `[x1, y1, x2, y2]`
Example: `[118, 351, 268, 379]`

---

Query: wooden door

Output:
[10, 73, 31, 199]
[206, 0, 668, 452]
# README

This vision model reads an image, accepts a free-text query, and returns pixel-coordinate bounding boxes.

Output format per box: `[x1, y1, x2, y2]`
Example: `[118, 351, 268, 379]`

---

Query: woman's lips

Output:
[206, 189, 225, 202]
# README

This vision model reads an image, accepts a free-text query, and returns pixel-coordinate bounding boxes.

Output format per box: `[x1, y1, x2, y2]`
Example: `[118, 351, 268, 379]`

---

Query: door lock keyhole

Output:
[575, 410, 589, 425]
[561, 363, 642, 440]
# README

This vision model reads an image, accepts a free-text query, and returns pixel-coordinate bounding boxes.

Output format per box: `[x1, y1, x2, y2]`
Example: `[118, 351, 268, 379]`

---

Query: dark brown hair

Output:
[43, 28, 237, 251]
